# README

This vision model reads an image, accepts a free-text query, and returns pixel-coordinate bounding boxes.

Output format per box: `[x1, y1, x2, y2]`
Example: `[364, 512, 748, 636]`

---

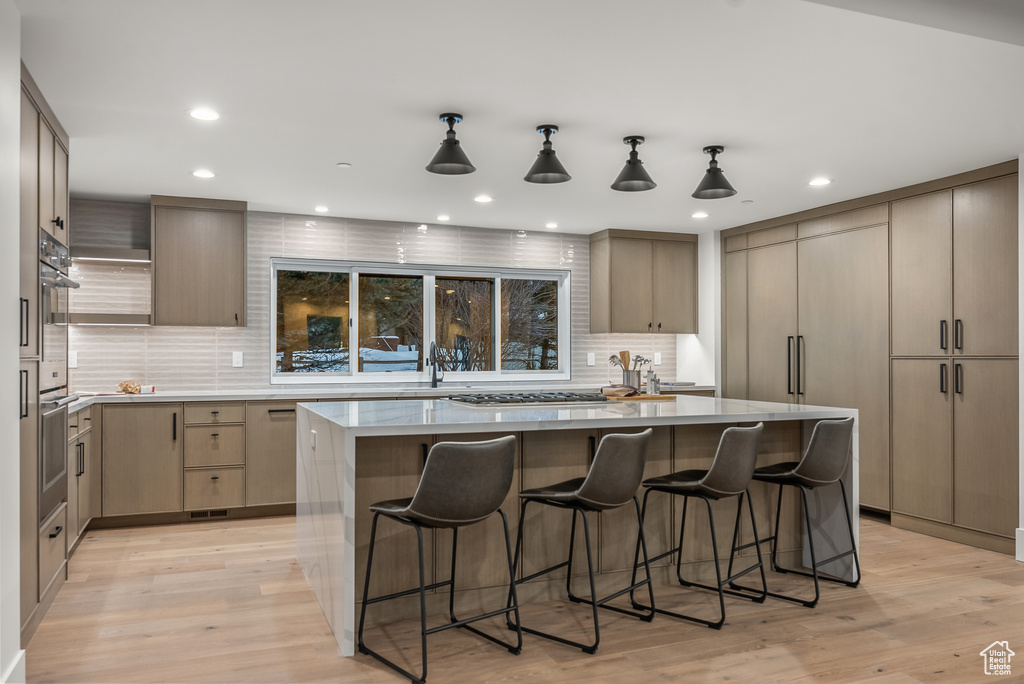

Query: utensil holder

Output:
[622, 370, 641, 389]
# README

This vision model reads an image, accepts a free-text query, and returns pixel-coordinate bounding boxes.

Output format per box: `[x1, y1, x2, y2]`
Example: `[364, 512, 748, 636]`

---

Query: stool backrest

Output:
[698, 422, 764, 497]
[794, 417, 855, 486]
[408, 435, 516, 526]
[575, 428, 652, 509]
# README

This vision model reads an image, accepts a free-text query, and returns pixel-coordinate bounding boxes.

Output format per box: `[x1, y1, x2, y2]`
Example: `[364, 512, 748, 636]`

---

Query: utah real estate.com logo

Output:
[980, 641, 1014, 676]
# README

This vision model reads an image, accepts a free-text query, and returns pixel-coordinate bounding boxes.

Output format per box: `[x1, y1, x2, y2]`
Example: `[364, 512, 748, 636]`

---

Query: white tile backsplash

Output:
[69, 210, 679, 392]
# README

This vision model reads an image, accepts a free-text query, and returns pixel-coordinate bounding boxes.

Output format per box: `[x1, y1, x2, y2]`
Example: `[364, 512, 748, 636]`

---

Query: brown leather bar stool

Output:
[731, 416, 860, 608]
[508, 428, 655, 654]
[358, 435, 522, 684]
[630, 422, 767, 629]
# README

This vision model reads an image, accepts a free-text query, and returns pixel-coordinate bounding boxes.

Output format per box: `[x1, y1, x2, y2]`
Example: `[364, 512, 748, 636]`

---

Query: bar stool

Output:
[358, 435, 522, 684]
[509, 429, 655, 654]
[630, 422, 767, 629]
[731, 416, 860, 608]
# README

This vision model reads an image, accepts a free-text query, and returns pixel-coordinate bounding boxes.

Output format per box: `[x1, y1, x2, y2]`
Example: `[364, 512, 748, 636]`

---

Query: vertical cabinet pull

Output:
[940, 320, 948, 351]
[939, 363, 948, 394]
[954, 319, 963, 352]
[954, 363, 963, 395]
[657, 322, 662, 332]
[172, 412, 177, 440]
[796, 335, 804, 395]
[421, 443, 429, 466]
[19, 298, 29, 347]
[787, 336, 794, 395]
[588, 435, 597, 464]
[20, 369, 29, 418]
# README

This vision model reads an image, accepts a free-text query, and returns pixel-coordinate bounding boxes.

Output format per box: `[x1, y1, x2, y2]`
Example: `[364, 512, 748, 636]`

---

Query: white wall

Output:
[1, 2, 25, 681]
[1018, 162, 1023, 562]
[676, 231, 718, 386]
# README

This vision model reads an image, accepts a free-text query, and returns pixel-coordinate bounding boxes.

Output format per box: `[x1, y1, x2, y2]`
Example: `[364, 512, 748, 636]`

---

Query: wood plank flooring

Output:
[26, 515, 1024, 683]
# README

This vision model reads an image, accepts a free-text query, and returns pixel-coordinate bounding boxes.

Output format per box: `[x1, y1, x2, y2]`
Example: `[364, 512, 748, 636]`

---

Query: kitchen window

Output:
[271, 259, 570, 383]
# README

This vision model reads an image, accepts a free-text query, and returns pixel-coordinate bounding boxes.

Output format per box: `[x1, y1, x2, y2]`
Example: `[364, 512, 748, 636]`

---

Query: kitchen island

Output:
[296, 395, 858, 656]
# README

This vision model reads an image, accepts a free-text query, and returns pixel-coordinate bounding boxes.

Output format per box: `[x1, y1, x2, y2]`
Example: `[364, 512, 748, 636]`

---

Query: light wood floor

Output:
[26, 515, 1024, 683]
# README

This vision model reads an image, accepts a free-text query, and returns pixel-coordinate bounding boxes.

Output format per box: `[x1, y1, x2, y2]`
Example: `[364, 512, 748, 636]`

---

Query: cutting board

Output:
[607, 394, 677, 401]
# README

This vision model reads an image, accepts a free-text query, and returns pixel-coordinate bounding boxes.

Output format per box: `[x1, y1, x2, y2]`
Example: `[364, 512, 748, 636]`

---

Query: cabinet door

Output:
[890, 191, 952, 356]
[891, 360, 952, 522]
[102, 404, 183, 516]
[153, 206, 245, 326]
[245, 401, 298, 506]
[20, 361, 39, 626]
[354, 435, 434, 599]
[746, 242, 797, 403]
[608, 238, 654, 333]
[723, 250, 747, 399]
[53, 141, 69, 245]
[20, 91, 39, 358]
[78, 430, 98, 534]
[953, 359, 1018, 536]
[66, 435, 80, 546]
[798, 225, 890, 510]
[652, 239, 697, 333]
[37, 115, 55, 237]
[953, 175, 1018, 356]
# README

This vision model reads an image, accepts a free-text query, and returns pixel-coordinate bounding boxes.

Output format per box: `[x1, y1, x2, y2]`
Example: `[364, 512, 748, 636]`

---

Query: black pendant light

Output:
[692, 145, 737, 199]
[524, 125, 571, 183]
[426, 113, 475, 175]
[611, 136, 656, 192]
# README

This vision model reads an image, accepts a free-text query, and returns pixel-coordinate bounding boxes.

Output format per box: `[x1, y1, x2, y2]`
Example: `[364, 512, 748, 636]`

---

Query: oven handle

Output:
[41, 394, 80, 410]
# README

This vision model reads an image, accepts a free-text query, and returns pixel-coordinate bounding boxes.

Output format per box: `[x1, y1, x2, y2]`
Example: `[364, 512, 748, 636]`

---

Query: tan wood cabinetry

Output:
[183, 402, 245, 511]
[102, 403, 183, 516]
[19, 360, 38, 635]
[75, 412, 99, 536]
[151, 195, 247, 327]
[20, 91, 39, 358]
[590, 230, 698, 334]
[746, 242, 797, 404]
[245, 401, 299, 506]
[722, 250, 747, 399]
[354, 435, 435, 599]
[36, 113, 69, 244]
[37, 504, 67, 606]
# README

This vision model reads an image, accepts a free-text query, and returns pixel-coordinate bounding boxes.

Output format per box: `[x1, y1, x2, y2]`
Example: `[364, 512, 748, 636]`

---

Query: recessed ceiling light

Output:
[474, 195, 493, 203]
[315, 205, 328, 213]
[741, 199, 754, 204]
[192, 169, 215, 178]
[545, 222, 558, 229]
[691, 211, 709, 219]
[336, 162, 352, 168]
[189, 108, 219, 121]
[809, 177, 832, 186]
[437, 215, 450, 221]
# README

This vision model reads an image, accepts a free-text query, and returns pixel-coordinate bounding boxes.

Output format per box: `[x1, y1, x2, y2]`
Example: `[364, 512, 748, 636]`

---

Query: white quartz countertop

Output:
[65, 384, 716, 413]
[298, 395, 856, 437]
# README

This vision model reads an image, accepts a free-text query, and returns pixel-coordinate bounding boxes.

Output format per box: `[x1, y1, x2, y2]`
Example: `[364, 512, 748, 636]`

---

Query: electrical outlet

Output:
[586, 352, 595, 366]
[68, 350, 78, 369]
[232, 351, 244, 368]
[654, 352, 662, 365]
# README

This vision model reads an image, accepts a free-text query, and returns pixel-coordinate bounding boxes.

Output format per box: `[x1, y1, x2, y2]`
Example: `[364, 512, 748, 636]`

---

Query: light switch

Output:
[68, 350, 78, 369]
[654, 352, 662, 365]
[586, 352, 595, 366]
[232, 351, 244, 367]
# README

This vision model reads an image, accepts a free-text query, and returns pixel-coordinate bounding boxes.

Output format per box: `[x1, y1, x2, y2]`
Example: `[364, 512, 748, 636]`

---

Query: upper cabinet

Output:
[151, 195, 247, 327]
[891, 175, 1018, 356]
[589, 230, 698, 334]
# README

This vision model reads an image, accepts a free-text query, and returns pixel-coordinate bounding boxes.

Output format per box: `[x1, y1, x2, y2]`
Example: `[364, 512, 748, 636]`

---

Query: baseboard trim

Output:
[88, 504, 296, 530]
[1, 649, 26, 684]
[1016, 528, 1023, 562]
[891, 513, 1015, 554]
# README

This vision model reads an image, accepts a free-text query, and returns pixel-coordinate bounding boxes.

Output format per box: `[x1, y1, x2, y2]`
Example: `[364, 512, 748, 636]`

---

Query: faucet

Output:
[428, 341, 442, 388]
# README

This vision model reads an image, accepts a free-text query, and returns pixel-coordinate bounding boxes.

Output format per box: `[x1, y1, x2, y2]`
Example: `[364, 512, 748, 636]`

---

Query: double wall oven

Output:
[38, 229, 79, 523]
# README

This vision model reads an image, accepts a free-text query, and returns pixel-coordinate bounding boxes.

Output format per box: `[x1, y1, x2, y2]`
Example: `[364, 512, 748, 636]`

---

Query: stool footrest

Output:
[516, 560, 570, 585]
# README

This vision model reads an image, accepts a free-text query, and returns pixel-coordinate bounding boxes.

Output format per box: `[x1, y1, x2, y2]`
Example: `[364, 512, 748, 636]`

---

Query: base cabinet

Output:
[102, 403, 183, 516]
[245, 401, 298, 506]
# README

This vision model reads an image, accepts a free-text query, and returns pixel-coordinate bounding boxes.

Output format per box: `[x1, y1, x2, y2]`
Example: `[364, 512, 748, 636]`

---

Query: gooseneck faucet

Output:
[428, 341, 441, 388]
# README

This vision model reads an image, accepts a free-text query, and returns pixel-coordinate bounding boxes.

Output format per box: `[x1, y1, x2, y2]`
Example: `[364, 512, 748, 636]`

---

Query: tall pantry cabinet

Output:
[723, 162, 1019, 553]
[890, 175, 1018, 549]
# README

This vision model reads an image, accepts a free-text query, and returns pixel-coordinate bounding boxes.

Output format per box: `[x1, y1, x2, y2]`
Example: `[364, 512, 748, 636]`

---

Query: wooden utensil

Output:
[619, 350, 630, 369]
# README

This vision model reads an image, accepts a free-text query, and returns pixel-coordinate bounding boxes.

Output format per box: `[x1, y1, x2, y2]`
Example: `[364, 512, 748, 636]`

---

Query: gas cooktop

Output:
[446, 392, 609, 405]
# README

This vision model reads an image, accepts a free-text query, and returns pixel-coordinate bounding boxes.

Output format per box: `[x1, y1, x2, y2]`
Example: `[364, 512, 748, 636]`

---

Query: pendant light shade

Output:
[692, 145, 737, 199]
[524, 125, 571, 183]
[611, 136, 656, 192]
[426, 113, 476, 175]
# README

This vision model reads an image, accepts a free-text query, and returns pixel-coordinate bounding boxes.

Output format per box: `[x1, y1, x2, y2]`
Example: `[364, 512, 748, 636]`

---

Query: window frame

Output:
[270, 258, 571, 385]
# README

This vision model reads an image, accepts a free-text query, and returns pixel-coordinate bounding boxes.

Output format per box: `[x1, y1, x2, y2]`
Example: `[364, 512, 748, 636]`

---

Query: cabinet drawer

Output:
[184, 467, 245, 510]
[39, 504, 67, 598]
[184, 402, 245, 424]
[185, 424, 245, 467]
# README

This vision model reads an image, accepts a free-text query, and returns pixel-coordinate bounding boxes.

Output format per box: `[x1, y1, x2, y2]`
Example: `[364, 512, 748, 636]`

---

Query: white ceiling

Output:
[15, 0, 1024, 235]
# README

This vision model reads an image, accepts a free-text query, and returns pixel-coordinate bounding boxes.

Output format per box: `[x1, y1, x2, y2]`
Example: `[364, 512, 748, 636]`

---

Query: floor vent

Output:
[209, 509, 228, 518]
[189, 509, 230, 520]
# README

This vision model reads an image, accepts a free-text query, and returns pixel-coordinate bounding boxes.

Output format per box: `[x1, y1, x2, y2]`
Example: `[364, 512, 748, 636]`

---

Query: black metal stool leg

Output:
[357, 512, 381, 656]
[839, 479, 861, 587]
